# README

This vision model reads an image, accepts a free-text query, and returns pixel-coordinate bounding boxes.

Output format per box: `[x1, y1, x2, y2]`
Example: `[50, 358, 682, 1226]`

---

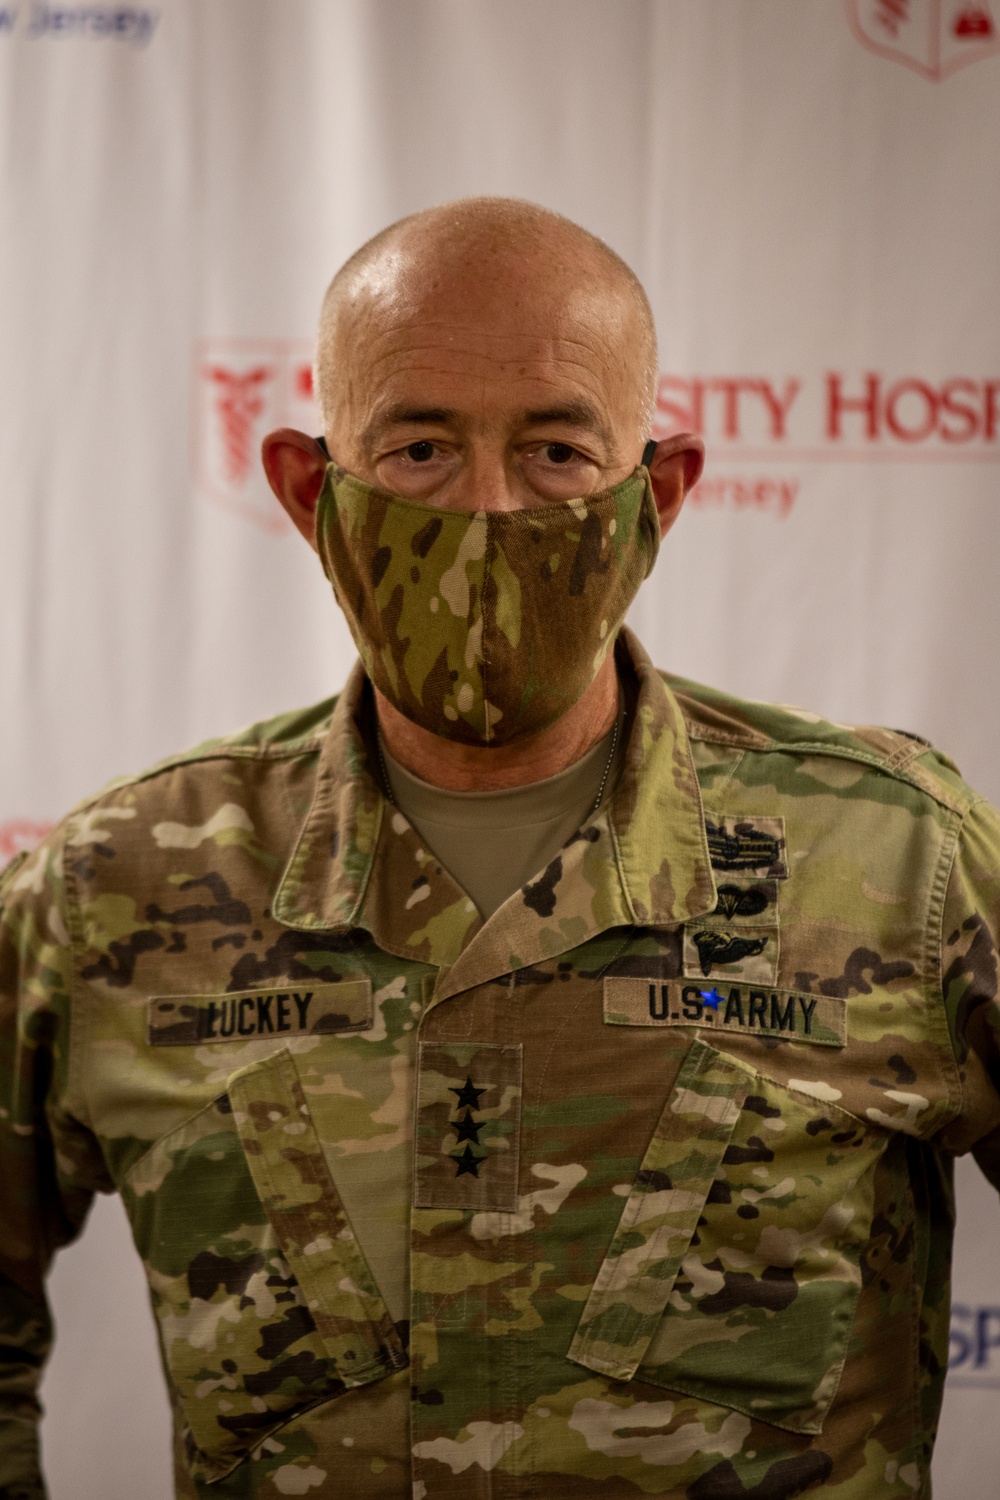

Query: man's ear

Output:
[261, 429, 329, 550]
[646, 433, 705, 539]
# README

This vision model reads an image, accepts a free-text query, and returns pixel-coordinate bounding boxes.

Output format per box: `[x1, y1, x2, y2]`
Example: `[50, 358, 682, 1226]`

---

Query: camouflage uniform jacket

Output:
[2, 627, 1000, 1500]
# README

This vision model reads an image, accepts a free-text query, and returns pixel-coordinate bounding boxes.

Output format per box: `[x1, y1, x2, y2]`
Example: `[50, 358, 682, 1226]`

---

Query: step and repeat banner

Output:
[1, 2, 998, 1495]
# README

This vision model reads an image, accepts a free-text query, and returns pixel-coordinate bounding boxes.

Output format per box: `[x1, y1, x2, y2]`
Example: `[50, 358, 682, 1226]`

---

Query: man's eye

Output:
[544, 443, 577, 464]
[405, 441, 436, 463]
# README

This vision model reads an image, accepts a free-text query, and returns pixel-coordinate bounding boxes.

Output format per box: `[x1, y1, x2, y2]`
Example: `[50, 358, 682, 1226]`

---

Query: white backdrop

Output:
[1, 2, 999, 1495]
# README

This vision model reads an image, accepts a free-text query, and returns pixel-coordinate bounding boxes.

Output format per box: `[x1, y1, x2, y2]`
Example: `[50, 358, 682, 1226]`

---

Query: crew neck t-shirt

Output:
[381, 723, 624, 919]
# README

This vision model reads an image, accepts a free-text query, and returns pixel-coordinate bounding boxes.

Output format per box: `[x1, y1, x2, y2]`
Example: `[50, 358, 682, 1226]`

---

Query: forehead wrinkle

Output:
[340, 273, 634, 355]
[339, 334, 624, 421]
[346, 321, 618, 370]
[352, 367, 621, 452]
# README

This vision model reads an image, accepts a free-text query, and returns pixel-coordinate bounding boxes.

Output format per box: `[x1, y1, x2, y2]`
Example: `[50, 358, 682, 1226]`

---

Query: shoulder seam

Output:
[83, 736, 327, 801]
[685, 718, 971, 814]
[877, 739, 928, 773]
[685, 723, 772, 751]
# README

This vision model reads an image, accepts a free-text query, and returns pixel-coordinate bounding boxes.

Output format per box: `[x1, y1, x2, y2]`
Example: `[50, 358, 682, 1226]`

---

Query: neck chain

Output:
[590, 710, 622, 814]
[376, 708, 622, 814]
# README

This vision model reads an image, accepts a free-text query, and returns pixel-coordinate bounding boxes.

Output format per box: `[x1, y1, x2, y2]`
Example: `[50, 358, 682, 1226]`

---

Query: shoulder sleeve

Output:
[938, 798, 1000, 1188]
[0, 831, 111, 1498]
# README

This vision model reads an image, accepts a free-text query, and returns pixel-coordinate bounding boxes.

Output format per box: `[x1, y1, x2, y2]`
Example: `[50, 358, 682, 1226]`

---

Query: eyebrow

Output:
[361, 399, 611, 450]
[520, 403, 611, 444]
[361, 406, 455, 449]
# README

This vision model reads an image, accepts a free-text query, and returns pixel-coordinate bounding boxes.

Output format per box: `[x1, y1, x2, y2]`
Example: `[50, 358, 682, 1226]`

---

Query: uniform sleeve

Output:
[938, 797, 1000, 1188]
[0, 834, 112, 1500]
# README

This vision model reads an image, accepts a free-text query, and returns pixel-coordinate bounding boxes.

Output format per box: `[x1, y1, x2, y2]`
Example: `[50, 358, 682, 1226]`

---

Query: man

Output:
[2, 198, 999, 1500]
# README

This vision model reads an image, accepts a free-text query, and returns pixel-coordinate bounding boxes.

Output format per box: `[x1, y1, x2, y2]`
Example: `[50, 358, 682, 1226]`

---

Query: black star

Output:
[453, 1110, 482, 1144]
[453, 1144, 483, 1177]
[449, 1075, 486, 1111]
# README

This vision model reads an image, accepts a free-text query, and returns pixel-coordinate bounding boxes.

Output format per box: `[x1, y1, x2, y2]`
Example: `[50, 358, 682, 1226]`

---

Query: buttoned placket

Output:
[269, 629, 719, 1487]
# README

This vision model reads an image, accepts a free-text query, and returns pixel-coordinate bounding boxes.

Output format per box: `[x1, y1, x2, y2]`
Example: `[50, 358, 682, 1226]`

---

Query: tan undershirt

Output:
[381, 720, 625, 919]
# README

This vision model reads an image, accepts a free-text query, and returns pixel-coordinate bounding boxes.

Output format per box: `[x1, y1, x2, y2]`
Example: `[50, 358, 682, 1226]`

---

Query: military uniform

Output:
[2, 628, 1000, 1500]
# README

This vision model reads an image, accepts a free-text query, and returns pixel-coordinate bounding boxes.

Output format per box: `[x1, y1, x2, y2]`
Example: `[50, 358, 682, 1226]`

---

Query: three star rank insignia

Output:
[449, 1075, 487, 1175]
[415, 1044, 523, 1210]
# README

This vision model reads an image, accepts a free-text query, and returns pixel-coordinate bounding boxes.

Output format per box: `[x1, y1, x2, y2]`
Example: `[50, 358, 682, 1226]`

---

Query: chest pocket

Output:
[568, 1037, 885, 1435]
[121, 1047, 406, 1484]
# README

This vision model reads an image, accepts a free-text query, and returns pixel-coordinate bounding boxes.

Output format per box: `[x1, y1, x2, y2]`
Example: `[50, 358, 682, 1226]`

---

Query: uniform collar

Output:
[271, 660, 385, 933]
[608, 627, 717, 929]
[272, 628, 716, 988]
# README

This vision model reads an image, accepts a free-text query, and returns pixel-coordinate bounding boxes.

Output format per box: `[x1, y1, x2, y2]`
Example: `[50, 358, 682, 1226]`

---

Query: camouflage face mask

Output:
[315, 464, 660, 746]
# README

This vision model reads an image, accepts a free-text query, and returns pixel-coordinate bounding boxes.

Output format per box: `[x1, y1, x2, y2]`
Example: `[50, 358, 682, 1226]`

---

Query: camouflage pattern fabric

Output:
[314, 464, 659, 744]
[2, 625, 1000, 1499]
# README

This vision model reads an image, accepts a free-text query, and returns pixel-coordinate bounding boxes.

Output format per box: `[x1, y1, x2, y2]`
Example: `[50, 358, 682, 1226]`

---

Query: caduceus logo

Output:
[206, 365, 272, 485]
[193, 339, 319, 532]
[847, 0, 1000, 79]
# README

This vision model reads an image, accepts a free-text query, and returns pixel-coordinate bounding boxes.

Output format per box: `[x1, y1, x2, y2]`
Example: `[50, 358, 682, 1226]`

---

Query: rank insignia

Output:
[453, 1143, 484, 1177]
[415, 1043, 522, 1210]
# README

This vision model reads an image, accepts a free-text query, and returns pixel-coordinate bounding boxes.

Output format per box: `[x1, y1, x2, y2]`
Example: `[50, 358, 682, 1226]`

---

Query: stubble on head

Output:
[314, 197, 658, 483]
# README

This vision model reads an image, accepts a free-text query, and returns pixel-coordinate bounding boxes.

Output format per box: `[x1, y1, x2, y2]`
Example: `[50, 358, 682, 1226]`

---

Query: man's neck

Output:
[374, 655, 619, 792]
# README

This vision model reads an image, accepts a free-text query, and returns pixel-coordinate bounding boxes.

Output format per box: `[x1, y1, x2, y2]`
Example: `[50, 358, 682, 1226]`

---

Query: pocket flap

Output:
[228, 1048, 406, 1383]
[123, 1047, 405, 1482]
[568, 1038, 753, 1382]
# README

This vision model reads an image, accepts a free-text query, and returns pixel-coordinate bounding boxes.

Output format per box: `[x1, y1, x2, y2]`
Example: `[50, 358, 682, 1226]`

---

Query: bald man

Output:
[3, 199, 1000, 1500]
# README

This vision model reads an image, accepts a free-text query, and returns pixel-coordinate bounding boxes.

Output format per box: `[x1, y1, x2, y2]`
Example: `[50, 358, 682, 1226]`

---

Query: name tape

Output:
[603, 978, 845, 1048]
[148, 979, 372, 1046]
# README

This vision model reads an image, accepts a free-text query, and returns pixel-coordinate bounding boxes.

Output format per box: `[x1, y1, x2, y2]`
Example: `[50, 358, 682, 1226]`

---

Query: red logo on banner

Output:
[193, 339, 321, 533]
[0, 820, 53, 862]
[848, 0, 1000, 78]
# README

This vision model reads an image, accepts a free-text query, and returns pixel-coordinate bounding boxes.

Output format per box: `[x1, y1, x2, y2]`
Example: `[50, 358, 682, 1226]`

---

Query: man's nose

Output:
[455, 446, 521, 512]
